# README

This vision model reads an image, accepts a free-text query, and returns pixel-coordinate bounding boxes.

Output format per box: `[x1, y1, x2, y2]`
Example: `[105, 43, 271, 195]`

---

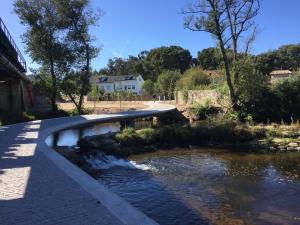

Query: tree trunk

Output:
[219, 43, 238, 110]
[210, 6, 238, 110]
[50, 58, 57, 113]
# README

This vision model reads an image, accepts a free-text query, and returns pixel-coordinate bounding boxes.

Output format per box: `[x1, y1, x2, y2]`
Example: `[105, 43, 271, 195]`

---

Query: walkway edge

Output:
[38, 103, 175, 225]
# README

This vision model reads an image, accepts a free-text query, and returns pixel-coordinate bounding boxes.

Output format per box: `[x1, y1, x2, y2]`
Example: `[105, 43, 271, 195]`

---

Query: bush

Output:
[69, 108, 92, 116]
[176, 67, 211, 90]
[272, 75, 300, 121]
[115, 128, 140, 146]
[189, 99, 219, 120]
[138, 128, 156, 144]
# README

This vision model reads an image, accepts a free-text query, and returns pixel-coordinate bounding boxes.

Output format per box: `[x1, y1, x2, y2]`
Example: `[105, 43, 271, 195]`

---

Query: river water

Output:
[47, 123, 300, 225]
[96, 148, 300, 225]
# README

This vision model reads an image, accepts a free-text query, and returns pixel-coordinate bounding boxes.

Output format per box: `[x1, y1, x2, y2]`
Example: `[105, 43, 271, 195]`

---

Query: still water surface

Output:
[96, 148, 300, 225]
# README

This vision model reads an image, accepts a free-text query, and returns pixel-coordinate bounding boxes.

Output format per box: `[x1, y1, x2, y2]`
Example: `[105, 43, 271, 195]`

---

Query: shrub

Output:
[176, 67, 211, 90]
[115, 128, 140, 146]
[69, 108, 92, 116]
[272, 75, 300, 121]
[138, 128, 156, 144]
[189, 99, 219, 120]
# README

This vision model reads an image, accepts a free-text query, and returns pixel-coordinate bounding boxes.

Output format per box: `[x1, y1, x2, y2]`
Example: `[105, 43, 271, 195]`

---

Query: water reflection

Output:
[45, 118, 154, 147]
[97, 148, 300, 225]
[45, 122, 120, 147]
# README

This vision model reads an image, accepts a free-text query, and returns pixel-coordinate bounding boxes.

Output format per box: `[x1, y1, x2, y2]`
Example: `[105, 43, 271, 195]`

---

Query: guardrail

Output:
[0, 17, 27, 72]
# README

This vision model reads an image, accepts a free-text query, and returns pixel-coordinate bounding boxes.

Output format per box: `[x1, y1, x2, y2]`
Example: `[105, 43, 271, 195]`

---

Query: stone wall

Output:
[0, 79, 34, 112]
[175, 89, 219, 106]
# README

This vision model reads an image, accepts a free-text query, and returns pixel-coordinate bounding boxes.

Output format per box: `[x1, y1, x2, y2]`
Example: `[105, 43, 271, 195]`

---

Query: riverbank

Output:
[58, 120, 300, 171]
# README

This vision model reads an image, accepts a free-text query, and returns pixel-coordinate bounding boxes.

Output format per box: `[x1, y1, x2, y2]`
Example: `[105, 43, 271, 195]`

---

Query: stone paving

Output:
[0, 102, 174, 225]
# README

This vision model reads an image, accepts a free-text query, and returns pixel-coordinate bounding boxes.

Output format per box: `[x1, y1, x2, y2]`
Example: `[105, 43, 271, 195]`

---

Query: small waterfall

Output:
[83, 151, 155, 171]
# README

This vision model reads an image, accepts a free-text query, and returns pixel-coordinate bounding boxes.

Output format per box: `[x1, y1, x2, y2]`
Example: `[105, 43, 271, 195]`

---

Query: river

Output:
[47, 123, 300, 225]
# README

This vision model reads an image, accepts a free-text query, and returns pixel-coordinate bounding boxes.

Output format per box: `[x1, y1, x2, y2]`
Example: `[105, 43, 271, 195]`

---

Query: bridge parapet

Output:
[0, 17, 26, 72]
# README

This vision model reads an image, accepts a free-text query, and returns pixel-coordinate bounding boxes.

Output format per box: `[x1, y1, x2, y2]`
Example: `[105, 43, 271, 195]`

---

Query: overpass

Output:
[0, 17, 33, 112]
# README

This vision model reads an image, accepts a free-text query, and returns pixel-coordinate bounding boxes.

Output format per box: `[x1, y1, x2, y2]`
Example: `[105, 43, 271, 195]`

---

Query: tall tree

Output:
[14, 0, 68, 112]
[156, 70, 181, 99]
[146, 46, 192, 75]
[54, 0, 100, 113]
[182, 0, 260, 109]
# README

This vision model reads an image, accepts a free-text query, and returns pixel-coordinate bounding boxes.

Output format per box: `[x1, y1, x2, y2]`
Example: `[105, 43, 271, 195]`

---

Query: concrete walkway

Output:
[0, 102, 175, 225]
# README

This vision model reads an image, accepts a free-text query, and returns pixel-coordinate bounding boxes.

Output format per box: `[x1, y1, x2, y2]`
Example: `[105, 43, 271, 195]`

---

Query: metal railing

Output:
[0, 17, 27, 72]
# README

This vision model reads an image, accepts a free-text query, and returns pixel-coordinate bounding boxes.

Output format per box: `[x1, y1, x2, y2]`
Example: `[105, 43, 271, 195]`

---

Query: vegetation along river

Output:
[47, 122, 300, 225]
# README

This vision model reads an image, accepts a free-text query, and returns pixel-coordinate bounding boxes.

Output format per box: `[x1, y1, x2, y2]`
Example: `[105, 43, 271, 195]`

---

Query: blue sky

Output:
[1, 0, 300, 72]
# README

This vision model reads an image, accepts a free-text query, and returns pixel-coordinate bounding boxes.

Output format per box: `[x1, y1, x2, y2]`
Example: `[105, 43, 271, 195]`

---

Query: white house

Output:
[269, 70, 293, 83]
[90, 74, 144, 94]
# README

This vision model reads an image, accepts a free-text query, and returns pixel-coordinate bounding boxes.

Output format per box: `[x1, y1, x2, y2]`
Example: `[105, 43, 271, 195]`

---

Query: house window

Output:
[127, 85, 131, 90]
[124, 85, 127, 90]
[132, 85, 136, 90]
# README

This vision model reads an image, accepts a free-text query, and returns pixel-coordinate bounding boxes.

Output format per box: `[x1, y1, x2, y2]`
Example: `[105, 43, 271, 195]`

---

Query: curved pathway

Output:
[0, 102, 175, 225]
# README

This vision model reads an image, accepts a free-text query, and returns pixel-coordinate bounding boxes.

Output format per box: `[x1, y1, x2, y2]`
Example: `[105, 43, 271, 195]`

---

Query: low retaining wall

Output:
[175, 89, 219, 106]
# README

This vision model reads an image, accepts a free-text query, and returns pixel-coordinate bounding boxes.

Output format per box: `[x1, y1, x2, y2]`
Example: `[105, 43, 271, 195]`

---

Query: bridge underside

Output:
[0, 54, 33, 112]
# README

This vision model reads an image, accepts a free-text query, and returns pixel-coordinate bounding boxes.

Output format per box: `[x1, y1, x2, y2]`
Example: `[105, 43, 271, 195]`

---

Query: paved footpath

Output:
[0, 102, 174, 225]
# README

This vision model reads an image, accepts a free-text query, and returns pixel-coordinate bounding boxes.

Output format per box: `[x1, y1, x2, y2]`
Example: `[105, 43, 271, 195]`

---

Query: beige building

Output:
[269, 70, 293, 83]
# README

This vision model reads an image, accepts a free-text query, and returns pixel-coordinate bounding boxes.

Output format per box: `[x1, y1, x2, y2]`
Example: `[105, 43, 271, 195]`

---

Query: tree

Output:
[142, 80, 155, 95]
[146, 46, 192, 76]
[99, 56, 144, 76]
[88, 84, 102, 110]
[176, 67, 211, 90]
[15, 0, 101, 114]
[55, 0, 100, 114]
[156, 70, 181, 99]
[272, 75, 300, 121]
[182, 0, 260, 109]
[255, 44, 300, 75]
[197, 47, 222, 70]
[14, 0, 69, 112]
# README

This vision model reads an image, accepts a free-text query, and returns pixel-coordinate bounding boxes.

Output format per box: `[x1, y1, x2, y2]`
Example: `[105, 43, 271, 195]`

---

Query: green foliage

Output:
[88, 85, 103, 101]
[15, 0, 100, 113]
[146, 46, 192, 75]
[255, 44, 300, 74]
[183, 90, 189, 103]
[138, 128, 156, 144]
[115, 128, 139, 146]
[142, 80, 155, 95]
[272, 75, 300, 121]
[189, 99, 219, 120]
[69, 108, 92, 116]
[99, 46, 192, 81]
[99, 56, 144, 76]
[156, 70, 181, 99]
[197, 47, 223, 70]
[176, 67, 211, 90]
[115, 121, 256, 149]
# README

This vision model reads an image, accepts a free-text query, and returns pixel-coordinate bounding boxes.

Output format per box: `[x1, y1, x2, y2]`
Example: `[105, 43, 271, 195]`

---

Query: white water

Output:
[84, 152, 155, 171]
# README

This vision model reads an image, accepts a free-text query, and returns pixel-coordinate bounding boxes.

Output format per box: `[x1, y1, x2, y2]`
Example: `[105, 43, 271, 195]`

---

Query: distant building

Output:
[90, 74, 144, 94]
[270, 70, 293, 83]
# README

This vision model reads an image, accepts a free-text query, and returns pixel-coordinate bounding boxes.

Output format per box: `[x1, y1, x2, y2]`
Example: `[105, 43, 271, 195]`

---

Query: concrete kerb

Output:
[37, 105, 175, 225]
